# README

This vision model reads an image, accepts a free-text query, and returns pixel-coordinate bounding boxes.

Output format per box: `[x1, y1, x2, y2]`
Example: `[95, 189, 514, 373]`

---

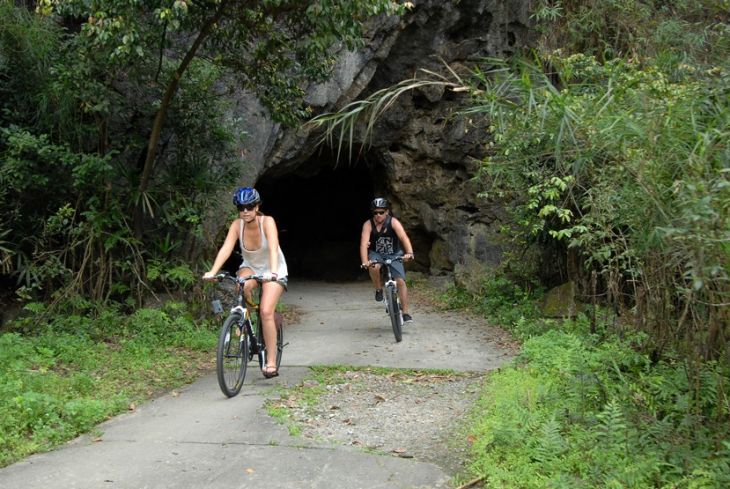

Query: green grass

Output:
[0, 301, 217, 467]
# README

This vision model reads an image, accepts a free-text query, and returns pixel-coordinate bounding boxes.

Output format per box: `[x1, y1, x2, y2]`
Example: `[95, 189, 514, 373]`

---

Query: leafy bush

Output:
[471, 43, 729, 361]
[0, 4, 241, 307]
[440, 274, 542, 334]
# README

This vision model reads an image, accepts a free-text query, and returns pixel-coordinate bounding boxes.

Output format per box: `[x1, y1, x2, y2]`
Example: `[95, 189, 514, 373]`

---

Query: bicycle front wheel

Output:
[216, 314, 248, 397]
[386, 286, 403, 342]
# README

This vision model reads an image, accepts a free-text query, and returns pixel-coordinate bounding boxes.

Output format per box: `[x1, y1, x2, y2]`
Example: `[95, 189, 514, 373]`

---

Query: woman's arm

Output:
[203, 220, 239, 278]
[262, 216, 280, 275]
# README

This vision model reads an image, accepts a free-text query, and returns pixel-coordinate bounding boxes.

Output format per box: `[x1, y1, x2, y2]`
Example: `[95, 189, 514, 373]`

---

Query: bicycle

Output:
[209, 273, 284, 397]
[366, 256, 404, 343]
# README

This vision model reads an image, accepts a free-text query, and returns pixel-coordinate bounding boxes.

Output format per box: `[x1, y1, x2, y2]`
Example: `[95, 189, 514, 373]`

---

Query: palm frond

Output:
[305, 65, 469, 163]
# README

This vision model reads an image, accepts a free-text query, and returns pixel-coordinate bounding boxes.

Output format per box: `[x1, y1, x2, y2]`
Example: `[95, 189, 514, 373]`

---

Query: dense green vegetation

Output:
[449, 1, 730, 487]
[444, 279, 729, 488]
[0, 0, 405, 467]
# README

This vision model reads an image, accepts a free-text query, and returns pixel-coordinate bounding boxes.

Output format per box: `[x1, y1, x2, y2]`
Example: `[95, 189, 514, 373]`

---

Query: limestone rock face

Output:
[231, 0, 534, 282]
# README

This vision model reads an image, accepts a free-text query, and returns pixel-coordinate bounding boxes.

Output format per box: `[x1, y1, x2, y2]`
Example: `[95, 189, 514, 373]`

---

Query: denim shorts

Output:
[368, 251, 405, 280]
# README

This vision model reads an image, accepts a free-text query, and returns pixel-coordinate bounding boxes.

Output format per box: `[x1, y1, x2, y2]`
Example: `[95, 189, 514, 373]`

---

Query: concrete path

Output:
[0, 280, 514, 489]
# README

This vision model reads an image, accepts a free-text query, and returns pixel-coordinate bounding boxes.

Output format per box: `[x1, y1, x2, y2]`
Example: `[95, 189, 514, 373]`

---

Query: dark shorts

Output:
[368, 251, 405, 280]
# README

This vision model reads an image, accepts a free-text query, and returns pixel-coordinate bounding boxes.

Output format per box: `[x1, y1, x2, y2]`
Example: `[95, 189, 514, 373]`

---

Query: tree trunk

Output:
[134, 0, 231, 238]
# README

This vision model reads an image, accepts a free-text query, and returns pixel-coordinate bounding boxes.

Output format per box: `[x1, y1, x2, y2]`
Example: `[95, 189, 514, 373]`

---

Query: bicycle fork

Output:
[384, 280, 397, 314]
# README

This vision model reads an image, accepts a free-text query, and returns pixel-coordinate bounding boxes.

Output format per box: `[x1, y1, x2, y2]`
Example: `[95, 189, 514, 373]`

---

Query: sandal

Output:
[262, 365, 279, 378]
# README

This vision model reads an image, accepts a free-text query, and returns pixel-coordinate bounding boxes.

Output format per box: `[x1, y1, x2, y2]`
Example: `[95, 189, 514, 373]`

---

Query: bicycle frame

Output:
[216, 273, 263, 355]
[369, 256, 404, 342]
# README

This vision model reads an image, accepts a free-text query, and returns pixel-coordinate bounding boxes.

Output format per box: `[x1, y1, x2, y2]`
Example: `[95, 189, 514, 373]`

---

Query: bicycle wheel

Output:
[257, 315, 284, 371]
[386, 286, 403, 342]
[216, 314, 248, 397]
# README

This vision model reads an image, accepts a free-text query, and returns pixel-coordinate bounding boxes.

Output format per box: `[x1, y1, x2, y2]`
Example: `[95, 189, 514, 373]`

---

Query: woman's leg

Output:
[238, 267, 258, 315]
[259, 281, 285, 369]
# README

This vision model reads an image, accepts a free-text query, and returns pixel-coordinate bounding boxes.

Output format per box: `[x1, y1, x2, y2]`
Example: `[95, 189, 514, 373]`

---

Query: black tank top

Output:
[369, 215, 401, 255]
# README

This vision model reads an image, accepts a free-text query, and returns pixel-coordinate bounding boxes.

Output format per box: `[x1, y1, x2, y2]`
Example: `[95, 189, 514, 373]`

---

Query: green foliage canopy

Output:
[0, 0, 407, 305]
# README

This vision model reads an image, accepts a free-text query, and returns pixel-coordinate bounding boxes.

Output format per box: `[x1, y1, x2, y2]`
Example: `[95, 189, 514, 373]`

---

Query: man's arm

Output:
[360, 220, 372, 267]
[391, 218, 414, 260]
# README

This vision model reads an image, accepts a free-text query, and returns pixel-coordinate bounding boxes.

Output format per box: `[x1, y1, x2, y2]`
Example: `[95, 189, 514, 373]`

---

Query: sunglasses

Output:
[372, 210, 387, 215]
[237, 204, 257, 211]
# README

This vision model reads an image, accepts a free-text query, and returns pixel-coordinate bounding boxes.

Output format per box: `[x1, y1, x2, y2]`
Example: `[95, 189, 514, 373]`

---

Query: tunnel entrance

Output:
[255, 153, 382, 281]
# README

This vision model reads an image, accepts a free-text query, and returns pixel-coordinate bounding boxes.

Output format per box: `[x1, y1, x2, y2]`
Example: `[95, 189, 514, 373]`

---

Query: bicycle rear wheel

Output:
[386, 286, 403, 342]
[216, 313, 248, 397]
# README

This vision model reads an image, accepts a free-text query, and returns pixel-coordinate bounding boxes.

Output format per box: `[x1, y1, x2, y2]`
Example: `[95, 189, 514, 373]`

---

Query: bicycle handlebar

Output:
[362, 256, 405, 269]
[208, 273, 264, 284]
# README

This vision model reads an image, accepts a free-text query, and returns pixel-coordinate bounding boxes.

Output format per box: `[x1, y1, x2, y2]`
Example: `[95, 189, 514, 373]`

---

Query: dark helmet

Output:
[232, 187, 261, 206]
[370, 197, 390, 210]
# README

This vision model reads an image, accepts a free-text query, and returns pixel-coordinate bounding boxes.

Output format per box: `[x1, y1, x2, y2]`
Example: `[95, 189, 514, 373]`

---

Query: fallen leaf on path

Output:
[245, 468, 255, 475]
[128, 402, 136, 411]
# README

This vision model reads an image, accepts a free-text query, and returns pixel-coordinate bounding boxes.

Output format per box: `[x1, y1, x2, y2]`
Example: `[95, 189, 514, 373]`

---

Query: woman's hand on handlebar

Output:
[403, 253, 414, 262]
[202, 271, 229, 281]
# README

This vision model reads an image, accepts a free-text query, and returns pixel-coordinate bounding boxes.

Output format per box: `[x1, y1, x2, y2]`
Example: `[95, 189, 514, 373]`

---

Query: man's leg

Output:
[369, 264, 383, 301]
[396, 277, 410, 317]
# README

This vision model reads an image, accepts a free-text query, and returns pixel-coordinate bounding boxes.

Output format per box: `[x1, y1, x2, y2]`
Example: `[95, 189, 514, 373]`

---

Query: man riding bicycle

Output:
[359, 197, 415, 323]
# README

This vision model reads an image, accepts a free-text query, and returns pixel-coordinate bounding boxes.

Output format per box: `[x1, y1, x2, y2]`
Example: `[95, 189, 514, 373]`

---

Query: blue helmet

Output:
[232, 187, 261, 206]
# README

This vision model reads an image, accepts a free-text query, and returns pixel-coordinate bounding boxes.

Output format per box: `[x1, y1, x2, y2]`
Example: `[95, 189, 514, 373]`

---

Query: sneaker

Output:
[374, 289, 383, 302]
[402, 313, 413, 323]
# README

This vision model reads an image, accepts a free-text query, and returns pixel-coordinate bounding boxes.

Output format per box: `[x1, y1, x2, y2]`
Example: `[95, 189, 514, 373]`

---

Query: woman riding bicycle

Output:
[203, 187, 288, 378]
[359, 197, 415, 322]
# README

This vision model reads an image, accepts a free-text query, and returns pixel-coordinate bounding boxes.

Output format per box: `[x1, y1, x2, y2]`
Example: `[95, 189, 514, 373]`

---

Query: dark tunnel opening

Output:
[254, 155, 381, 281]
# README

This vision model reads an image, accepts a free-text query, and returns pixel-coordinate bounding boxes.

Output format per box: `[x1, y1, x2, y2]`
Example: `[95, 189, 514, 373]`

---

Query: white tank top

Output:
[238, 217, 288, 277]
